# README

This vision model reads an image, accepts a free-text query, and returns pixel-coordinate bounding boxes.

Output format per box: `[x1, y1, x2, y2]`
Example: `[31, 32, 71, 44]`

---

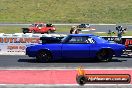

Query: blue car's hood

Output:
[26, 43, 42, 47]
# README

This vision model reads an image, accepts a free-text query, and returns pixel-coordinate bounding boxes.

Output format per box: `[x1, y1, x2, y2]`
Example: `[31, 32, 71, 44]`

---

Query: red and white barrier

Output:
[0, 33, 66, 55]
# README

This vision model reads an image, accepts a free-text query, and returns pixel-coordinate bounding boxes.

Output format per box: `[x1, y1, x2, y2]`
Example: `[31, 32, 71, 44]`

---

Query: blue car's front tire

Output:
[36, 50, 52, 62]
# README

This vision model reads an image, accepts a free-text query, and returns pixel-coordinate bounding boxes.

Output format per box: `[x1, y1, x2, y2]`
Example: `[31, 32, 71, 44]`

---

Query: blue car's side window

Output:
[67, 36, 95, 44]
[87, 38, 95, 43]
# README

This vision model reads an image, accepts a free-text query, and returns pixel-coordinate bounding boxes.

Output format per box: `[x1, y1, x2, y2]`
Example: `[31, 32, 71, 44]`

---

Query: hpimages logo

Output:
[76, 67, 131, 85]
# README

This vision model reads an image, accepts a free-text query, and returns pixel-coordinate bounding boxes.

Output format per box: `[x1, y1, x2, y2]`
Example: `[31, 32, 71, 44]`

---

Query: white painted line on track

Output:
[91, 24, 116, 26]
[53, 23, 117, 26]
[0, 84, 131, 86]
[0, 23, 119, 26]
[0, 67, 132, 70]
[0, 84, 132, 86]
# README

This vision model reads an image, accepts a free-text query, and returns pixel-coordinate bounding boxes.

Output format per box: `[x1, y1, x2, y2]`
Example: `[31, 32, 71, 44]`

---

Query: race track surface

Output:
[0, 55, 132, 69]
[0, 54, 132, 88]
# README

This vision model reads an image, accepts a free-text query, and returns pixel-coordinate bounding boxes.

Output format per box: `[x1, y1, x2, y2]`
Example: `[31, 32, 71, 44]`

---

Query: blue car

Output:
[26, 34, 125, 62]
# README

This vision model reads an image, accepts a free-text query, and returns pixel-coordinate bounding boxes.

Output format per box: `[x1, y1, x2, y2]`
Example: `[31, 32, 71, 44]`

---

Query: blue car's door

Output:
[62, 44, 91, 58]
[61, 36, 94, 59]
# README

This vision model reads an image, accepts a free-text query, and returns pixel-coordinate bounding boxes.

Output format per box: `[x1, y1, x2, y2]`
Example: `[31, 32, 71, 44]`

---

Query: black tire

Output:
[36, 50, 52, 62]
[76, 75, 87, 86]
[23, 29, 29, 34]
[50, 30, 55, 33]
[97, 49, 113, 62]
[32, 30, 35, 34]
[46, 30, 49, 34]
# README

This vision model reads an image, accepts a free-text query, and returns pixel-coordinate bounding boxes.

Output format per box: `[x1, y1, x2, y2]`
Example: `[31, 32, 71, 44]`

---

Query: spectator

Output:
[70, 26, 76, 34]
[75, 29, 80, 34]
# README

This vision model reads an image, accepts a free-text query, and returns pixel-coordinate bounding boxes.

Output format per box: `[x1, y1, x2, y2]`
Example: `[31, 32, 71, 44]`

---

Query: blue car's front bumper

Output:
[26, 47, 37, 57]
[115, 50, 124, 57]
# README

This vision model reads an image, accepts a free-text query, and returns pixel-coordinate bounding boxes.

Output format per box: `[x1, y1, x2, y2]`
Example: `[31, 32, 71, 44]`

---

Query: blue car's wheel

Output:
[97, 49, 113, 62]
[23, 28, 29, 34]
[36, 50, 52, 62]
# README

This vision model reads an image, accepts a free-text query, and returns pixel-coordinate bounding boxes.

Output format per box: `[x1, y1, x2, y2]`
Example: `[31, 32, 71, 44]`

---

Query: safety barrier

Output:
[0, 33, 66, 55]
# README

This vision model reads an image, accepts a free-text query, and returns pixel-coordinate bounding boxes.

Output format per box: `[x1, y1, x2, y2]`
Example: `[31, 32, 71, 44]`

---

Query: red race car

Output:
[22, 23, 56, 34]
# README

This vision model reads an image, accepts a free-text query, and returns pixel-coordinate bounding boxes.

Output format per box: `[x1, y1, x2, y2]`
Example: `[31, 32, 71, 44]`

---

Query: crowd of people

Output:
[70, 25, 127, 39]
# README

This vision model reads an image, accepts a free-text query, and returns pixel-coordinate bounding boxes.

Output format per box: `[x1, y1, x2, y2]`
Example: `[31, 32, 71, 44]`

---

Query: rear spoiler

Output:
[40, 37, 62, 44]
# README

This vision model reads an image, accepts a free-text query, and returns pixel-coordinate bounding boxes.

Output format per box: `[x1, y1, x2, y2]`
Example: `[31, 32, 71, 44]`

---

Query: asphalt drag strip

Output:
[0, 55, 132, 69]
[0, 55, 132, 87]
